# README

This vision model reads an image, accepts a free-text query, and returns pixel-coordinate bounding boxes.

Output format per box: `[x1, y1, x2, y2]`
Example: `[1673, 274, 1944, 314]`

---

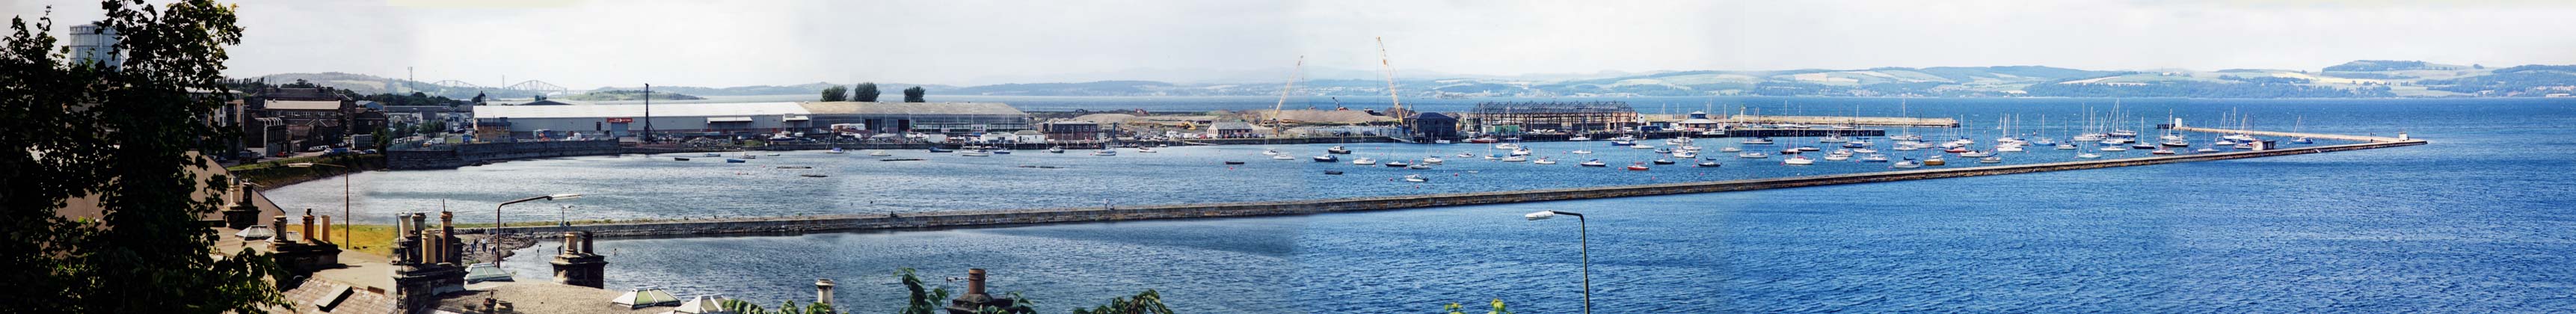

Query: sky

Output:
[5, 0, 2576, 88]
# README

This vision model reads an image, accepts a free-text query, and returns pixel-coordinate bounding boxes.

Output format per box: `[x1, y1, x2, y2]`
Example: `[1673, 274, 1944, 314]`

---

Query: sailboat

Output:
[1892, 158, 1922, 168]
[1783, 154, 1815, 165]
[1533, 157, 1558, 164]
[1350, 157, 1377, 165]
[867, 150, 893, 156]
[1579, 159, 1608, 167]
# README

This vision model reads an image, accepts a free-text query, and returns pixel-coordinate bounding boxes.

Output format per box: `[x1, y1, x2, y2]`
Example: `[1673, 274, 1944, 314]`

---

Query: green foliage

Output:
[1069, 289, 1173, 314]
[533, 93, 547, 101]
[903, 86, 926, 102]
[369, 126, 391, 151]
[0, 1, 287, 313]
[1437, 299, 1515, 314]
[898, 268, 955, 314]
[854, 82, 882, 102]
[820, 84, 848, 102]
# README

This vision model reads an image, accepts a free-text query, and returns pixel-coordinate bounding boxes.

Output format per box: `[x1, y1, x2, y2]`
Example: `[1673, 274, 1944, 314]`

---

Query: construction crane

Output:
[1376, 37, 1410, 138]
[1270, 55, 1303, 130]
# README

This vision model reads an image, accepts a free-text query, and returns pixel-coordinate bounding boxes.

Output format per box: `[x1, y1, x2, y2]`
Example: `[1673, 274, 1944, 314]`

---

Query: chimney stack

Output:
[270, 215, 292, 244]
[439, 211, 456, 264]
[319, 215, 331, 244]
[301, 209, 316, 242]
[815, 279, 836, 306]
[966, 268, 987, 296]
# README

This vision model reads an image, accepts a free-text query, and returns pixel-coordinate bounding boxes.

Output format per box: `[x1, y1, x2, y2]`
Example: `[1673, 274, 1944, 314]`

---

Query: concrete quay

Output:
[2168, 126, 2411, 143]
[1725, 114, 1961, 127]
[466, 135, 2426, 238]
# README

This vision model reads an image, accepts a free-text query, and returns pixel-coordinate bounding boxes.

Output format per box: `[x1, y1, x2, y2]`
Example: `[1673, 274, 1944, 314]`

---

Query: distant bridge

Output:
[428, 79, 569, 95]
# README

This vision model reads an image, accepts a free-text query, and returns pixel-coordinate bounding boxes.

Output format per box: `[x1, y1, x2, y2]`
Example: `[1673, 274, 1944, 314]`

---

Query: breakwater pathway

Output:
[468, 130, 2420, 238]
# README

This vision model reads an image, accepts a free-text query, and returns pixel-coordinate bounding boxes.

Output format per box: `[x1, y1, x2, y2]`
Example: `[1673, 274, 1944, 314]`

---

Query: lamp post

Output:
[494, 193, 582, 263]
[1524, 210, 1589, 314]
[285, 162, 351, 243]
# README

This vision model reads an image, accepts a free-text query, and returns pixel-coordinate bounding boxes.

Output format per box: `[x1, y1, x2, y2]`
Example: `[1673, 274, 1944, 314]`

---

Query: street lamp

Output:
[494, 193, 582, 263]
[285, 162, 351, 244]
[1524, 210, 1590, 314]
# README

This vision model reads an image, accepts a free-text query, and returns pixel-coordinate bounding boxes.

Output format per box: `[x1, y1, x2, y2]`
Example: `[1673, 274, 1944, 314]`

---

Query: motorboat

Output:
[1861, 155, 1890, 162]
[868, 150, 893, 156]
[1350, 157, 1377, 165]
[1979, 156, 2002, 164]
[1136, 147, 1159, 153]
[1324, 170, 1344, 175]
[1568, 135, 1593, 141]
[1094, 150, 1117, 156]
[959, 150, 991, 157]
[2100, 146, 2129, 152]
[827, 147, 846, 154]
[1261, 149, 1280, 156]
[1797, 146, 1820, 152]
[725, 158, 746, 163]
[1047, 147, 1066, 153]
[1272, 154, 1296, 160]
[1696, 159, 1722, 167]
[1533, 158, 1558, 164]
[1671, 151, 1698, 158]
[1500, 156, 1528, 162]
[1652, 158, 1676, 164]
[1404, 174, 1428, 182]
[1818, 135, 1848, 144]
[1626, 162, 1651, 171]
[2151, 148, 2176, 155]
[2077, 153, 2102, 158]
[1579, 159, 1608, 167]
[1718, 147, 1742, 153]
[672, 157, 692, 161]
[1822, 154, 1851, 161]
[1610, 140, 1635, 146]
[1327, 146, 1352, 154]
[1923, 156, 1947, 166]
[1570, 150, 1593, 154]
[2054, 144, 2077, 150]
[1783, 155, 1815, 165]
[1384, 161, 1409, 167]
[1741, 138, 1775, 145]
[1511, 147, 1534, 156]
[703, 153, 722, 157]
[1422, 157, 1445, 164]
[1892, 158, 1922, 168]
[1312, 155, 1338, 162]
[1738, 152, 1770, 158]
[1944, 147, 1970, 153]
[1408, 164, 1433, 170]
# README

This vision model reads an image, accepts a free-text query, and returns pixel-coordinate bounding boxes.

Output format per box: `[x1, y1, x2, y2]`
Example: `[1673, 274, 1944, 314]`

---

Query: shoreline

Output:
[454, 129, 2423, 239]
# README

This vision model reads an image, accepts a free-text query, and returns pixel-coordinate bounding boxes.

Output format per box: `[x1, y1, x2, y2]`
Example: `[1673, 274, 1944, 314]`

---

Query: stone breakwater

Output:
[461, 132, 2425, 238]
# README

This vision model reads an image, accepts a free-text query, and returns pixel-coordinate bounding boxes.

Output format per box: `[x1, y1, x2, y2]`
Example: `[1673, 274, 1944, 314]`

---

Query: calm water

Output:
[302, 96, 2576, 313]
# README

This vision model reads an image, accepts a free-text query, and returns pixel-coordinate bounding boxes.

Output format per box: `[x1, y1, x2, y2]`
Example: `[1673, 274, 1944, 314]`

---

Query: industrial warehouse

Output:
[471, 102, 1033, 141]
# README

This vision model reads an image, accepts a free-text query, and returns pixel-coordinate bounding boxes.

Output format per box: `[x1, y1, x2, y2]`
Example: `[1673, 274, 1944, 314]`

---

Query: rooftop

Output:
[475, 102, 808, 119]
[267, 100, 346, 111]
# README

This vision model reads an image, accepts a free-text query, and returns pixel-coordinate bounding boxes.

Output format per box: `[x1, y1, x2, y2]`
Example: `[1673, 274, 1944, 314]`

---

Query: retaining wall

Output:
[467, 138, 2425, 237]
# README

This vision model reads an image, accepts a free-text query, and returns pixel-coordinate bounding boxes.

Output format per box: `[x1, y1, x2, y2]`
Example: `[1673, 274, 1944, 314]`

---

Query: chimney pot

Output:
[966, 268, 987, 295]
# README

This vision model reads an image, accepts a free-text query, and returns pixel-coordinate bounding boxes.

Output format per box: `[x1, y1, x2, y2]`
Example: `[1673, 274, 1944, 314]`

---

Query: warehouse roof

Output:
[475, 102, 808, 119]
[265, 100, 345, 111]
[799, 102, 1027, 116]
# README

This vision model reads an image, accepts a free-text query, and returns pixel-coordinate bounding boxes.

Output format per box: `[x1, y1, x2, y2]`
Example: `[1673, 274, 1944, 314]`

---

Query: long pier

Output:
[1726, 114, 1960, 127]
[2169, 126, 2409, 143]
[467, 129, 2425, 238]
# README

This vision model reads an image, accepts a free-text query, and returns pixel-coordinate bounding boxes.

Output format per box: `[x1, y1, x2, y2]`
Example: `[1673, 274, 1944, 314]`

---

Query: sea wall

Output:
[467, 136, 2426, 237]
[385, 140, 624, 170]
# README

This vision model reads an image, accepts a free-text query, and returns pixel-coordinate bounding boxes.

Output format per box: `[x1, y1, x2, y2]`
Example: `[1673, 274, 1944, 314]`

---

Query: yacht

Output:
[2130, 142, 2158, 150]
[2077, 153, 2102, 158]
[1422, 157, 1445, 164]
[1978, 156, 2003, 164]
[1500, 156, 1528, 162]
[1048, 147, 1066, 153]
[2214, 139, 2237, 146]
[1568, 135, 1593, 141]
[1383, 160, 1409, 167]
[1403, 174, 1428, 182]
[1094, 150, 1119, 156]
[1818, 135, 1848, 143]
[1861, 155, 1890, 162]
[1457, 153, 1476, 158]
[1533, 158, 1558, 164]
[1327, 146, 1352, 154]
[1739, 152, 1771, 158]
[1350, 157, 1377, 165]
[1718, 147, 1742, 153]
[1570, 150, 1593, 154]
[1924, 156, 1947, 166]
[1652, 158, 1676, 164]
[1579, 159, 1608, 167]
[1783, 155, 1816, 165]
[1626, 162, 1651, 171]
[1892, 158, 1922, 168]
[1740, 138, 1775, 145]
[1696, 160, 1722, 167]
[1312, 155, 1336, 162]
[2162, 140, 2191, 147]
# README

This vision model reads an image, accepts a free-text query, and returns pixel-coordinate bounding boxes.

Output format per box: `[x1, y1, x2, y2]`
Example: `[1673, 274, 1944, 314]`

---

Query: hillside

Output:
[245, 61, 2576, 99]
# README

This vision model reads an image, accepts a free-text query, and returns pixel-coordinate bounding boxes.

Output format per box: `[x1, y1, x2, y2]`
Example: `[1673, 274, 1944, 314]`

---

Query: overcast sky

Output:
[7, 0, 2576, 88]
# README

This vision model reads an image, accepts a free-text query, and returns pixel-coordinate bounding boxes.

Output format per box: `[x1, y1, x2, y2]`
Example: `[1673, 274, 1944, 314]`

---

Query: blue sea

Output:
[285, 96, 2576, 313]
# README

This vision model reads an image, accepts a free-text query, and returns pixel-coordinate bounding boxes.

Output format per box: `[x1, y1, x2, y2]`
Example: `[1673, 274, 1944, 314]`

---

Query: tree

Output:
[470, 91, 486, 104]
[1, 1, 288, 313]
[370, 126, 391, 151]
[819, 84, 849, 102]
[853, 82, 882, 102]
[532, 93, 547, 101]
[1070, 289, 1173, 314]
[898, 268, 954, 314]
[903, 86, 926, 102]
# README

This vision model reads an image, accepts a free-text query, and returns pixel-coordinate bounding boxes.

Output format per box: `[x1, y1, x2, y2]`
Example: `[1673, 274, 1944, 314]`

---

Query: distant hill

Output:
[559, 90, 704, 101]
[247, 60, 2576, 99]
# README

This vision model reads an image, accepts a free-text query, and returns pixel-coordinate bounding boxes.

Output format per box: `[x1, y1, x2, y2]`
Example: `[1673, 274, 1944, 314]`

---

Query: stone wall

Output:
[470, 139, 2426, 238]
[385, 140, 623, 170]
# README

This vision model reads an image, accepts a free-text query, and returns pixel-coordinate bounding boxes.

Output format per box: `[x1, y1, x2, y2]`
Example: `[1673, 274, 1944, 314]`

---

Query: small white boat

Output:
[1678, 145, 1703, 151]
[2077, 153, 2102, 158]
[1403, 174, 1428, 182]
[1533, 158, 1558, 164]
[1818, 135, 1848, 144]
[2195, 147, 2219, 153]
[1741, 138, 1775, 145]
[1568, 135, 1592, 141]
[1822, 154, 1851, 161]
[1579, 159, 1608, 167]
[1783, 155, 1815, 165]
[1718, 147, 1742, 153]
[2100, 146, 2129, 152]
[1510, 147, 1533, 156]
[1422, 157, 1445, 164]
[826, 147, 846, 154]
[1351, 157, 1377, 165]
[1665, 138, 1694, 146]
[1996, 145, 2023, 153]
[1094, 150, 1117, 156]
[1136, 147, 1158, 153]
[1671, 151, 1698, 158]
[1861, 155, 1890, 162]
[1892, 158, 1922, 168]
[1494, 143, 1520, 150]
[1457, 153, 1476, 158]
[1738, 152, 1770, 158]
[2292, 138, 2314, 144]
[1500, 156, 1528, 162]
[2054, 144, 2077, 150]
[867, 150, 892, 156]
[1261, 149, 1280, 156]
[1272, 154, 1296, 160]
[1047, 147, 1066, 153]
[1979, 156, 2002, 164]
[2214, 139, 2238, 146]
[1629, 144, 1656, 150]
[1407, 164, 1432, 170]
[1570, 150, 1593, 155]
[1853, 148, 1879, 154]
